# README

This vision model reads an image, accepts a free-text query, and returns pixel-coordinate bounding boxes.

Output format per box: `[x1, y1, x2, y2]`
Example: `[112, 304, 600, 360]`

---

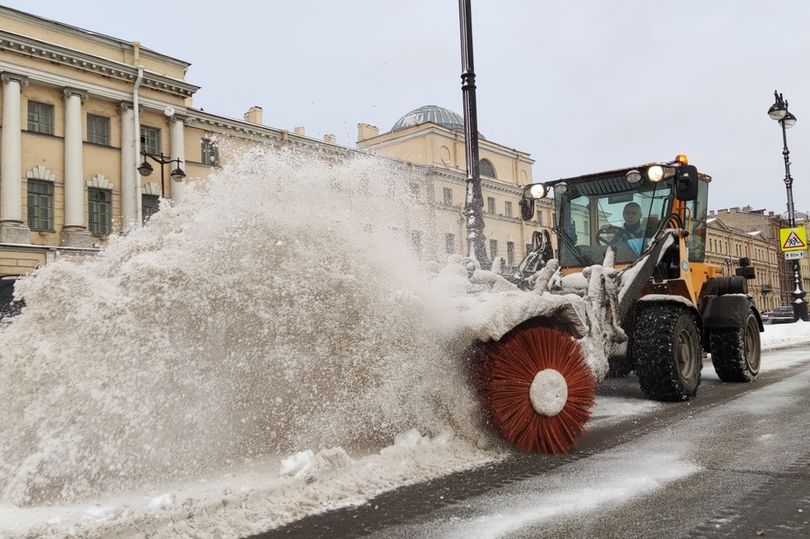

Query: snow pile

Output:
[760, 320, 810, 350]
[0, 148, 493, 508]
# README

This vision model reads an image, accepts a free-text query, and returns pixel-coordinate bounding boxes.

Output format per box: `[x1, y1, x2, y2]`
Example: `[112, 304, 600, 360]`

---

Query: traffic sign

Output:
[780, 226, 807, 251]
[785, 250, 806, 260]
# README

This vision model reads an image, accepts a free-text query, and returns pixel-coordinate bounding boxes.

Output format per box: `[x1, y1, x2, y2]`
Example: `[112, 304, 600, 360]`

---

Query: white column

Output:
[0, 73, 28, 236]
[63, 88, 87, 230]
[119, 102, 136, 226]
[169, 116, 186, 203]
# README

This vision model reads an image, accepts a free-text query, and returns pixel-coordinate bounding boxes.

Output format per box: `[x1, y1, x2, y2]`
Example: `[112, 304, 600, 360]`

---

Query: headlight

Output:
[529, 184, 546, 199]
[554, 181, 568, 194]
[625, 169, 642, 183]
[647, 165, 664, 182]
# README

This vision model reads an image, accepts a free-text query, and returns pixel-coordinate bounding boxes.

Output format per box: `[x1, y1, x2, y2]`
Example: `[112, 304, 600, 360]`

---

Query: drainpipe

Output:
[132, 42, 144, 224]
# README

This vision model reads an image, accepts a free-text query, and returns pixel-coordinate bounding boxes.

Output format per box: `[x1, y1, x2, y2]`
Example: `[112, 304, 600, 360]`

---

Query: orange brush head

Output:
[477, 326, 595, 454]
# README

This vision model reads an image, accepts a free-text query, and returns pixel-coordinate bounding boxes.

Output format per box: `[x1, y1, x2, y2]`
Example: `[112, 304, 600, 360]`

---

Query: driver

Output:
[622, 202, 644, 239]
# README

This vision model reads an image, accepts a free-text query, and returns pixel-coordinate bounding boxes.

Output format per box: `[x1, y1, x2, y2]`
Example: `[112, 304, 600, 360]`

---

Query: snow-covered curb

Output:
[760, 320, 810, 351]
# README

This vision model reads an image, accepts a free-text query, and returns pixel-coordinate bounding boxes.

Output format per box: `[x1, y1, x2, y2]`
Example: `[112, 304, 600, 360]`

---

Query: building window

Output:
[408, 182, 420, 201]
[537, 210, 543, 225]
[411, 230, 423, 257]
[27, 101, 54, 134]
[27, 180, 54, 231]
[487, 197, 496, 214]
[88, 188, 112, 236]
[446, 233, 455, 254]
[490, 239, 498, 259]
[142, 194, 160, 223]
[479, 158, 496, 178]
[443, 187, 453, 206]
[201, 138, 220, 166]
[505, 201, 513, 218]
[507, 241, 515, 266]
[87, 114, 111, 145]
[141, 126, 161, 155]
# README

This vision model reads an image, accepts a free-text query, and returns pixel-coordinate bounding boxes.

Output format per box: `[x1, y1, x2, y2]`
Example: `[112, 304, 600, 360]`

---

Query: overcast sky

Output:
[6, 0, 810, 213]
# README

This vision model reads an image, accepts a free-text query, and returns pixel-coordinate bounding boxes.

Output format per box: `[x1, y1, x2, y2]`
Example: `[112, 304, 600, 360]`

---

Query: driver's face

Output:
[623, 206, 641, 226]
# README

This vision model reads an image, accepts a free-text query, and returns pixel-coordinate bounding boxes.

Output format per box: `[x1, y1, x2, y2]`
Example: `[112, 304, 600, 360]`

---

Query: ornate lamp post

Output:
[767, 90, 809, 321]
[137, 151, 186, 199]
[458, 0, 489, 270]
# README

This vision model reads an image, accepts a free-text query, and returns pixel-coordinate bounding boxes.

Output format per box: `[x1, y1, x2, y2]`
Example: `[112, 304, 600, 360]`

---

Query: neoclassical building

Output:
[0, 7, 552, 280]
[706, 206, 810, 309]
[0, 6, 364, 276]
[357, 105, 554, 268]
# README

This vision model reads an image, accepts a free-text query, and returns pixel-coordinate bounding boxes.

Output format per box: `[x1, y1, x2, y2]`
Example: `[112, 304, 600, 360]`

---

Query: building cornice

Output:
[0, 59, 192, 115]
[0, 30, 199, 98]
[185, 109, 360, 160]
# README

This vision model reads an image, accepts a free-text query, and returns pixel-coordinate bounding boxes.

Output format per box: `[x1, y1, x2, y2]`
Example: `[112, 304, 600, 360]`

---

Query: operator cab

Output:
[520, 155, 708, 270]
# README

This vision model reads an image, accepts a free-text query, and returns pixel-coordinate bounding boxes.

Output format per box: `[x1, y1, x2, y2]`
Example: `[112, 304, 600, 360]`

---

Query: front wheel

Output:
[633, 303, 702, 401]
[709, 309, 761, 382]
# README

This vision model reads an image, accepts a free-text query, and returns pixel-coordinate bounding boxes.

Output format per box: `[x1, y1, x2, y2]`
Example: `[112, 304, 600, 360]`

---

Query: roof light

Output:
[647, 165, 664, 182]
[675, 154, 688, 165]
[625, 169, 643, 183]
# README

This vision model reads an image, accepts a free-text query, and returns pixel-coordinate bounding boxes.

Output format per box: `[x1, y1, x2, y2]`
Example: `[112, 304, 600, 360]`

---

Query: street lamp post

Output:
[767, 90, 809, 321]
[137, 152, 186, 199]
[458, 0, 489, 270]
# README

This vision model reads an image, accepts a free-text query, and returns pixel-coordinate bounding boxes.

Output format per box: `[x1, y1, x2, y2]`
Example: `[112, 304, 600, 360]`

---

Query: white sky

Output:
[5, 0, 810, 212]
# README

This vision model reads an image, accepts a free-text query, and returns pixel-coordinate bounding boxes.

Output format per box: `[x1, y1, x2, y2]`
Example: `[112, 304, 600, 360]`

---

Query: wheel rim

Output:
[676, 326, 698, 380]
[744, 315, 761, 373]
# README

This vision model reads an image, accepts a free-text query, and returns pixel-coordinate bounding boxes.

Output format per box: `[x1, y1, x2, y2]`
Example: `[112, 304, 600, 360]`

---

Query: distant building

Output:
[0, 8, 547, 280]
[357, 105, 553, 268]
[706, 206, 810, 309]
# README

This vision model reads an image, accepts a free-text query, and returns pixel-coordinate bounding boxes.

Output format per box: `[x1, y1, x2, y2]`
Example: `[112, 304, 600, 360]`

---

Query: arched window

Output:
[479, 158, 496, 178]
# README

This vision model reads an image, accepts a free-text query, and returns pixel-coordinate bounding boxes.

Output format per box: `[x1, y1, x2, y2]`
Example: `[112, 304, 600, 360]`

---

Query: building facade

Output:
[704, 214, 781, 310]
[0, 6, 552, 280]
[357, 105, 554, 269]
[705, 206, 810, 310]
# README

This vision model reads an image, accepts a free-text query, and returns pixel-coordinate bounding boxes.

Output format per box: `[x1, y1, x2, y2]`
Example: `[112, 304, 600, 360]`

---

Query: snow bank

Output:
[760, 320, 810, 351]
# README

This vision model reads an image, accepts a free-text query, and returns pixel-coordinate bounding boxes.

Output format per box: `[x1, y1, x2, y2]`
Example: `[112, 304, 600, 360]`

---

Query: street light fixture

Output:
[768, 90, 808, 321]
[137, 151, 186, 198]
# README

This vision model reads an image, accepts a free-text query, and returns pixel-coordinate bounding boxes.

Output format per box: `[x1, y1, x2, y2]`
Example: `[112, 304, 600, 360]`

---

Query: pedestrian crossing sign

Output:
[780, 226, 807, 251]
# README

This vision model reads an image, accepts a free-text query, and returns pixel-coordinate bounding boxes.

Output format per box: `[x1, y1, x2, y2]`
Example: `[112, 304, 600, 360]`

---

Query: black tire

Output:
[608, 315, 636, 377]
[632, 303, 702, 401]
[607, 355, 634, 377]
[709, 309, 761, 382]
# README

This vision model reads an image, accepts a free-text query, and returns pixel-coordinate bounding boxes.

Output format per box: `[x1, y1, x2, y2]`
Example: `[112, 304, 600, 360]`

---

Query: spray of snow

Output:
[0, 147, 497, 507]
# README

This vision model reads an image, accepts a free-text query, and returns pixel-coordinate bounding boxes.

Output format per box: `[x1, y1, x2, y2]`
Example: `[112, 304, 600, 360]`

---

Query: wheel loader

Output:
[475, 155, 763, 453]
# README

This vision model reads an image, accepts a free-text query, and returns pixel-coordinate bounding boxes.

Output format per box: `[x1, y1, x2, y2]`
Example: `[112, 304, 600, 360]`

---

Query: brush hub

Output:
[529, 368, 568, 416]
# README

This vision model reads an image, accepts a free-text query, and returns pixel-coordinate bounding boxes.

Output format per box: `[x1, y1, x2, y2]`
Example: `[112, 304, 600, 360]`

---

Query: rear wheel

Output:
[709, 309, 761, 382]
[633, 303, 701, 401]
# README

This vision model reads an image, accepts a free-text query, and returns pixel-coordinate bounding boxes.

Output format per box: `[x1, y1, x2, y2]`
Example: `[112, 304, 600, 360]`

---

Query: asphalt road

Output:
[253, 346, 810, 539]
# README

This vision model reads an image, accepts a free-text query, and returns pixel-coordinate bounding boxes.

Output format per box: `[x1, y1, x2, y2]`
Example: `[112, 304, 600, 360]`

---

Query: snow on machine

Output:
[473, 155, 763, 453]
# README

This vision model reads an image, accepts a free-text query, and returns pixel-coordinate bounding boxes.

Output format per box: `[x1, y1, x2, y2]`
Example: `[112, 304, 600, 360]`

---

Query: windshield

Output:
[555, 176, 674, 267]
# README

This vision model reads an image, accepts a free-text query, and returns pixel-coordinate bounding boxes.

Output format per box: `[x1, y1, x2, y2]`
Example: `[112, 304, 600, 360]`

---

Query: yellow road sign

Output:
[780, 226, 808, 252]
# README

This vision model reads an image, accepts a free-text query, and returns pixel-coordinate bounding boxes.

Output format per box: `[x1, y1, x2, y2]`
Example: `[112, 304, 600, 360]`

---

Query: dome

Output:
[391, 105, 484, 138]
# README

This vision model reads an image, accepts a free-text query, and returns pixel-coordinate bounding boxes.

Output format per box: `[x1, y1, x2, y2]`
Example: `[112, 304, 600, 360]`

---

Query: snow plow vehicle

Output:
[474, 155, 763, 454]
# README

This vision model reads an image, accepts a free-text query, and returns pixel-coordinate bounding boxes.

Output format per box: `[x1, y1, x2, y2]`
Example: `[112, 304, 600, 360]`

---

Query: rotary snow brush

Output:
[476, 326, 595, 454]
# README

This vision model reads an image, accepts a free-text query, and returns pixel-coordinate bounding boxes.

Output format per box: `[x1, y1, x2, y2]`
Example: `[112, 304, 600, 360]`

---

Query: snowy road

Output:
[262, 344, 810, 539]
[3, 325, 809, 538]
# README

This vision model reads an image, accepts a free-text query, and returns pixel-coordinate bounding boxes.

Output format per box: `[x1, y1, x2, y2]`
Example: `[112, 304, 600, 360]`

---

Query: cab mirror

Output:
[674, 165, 699, 201]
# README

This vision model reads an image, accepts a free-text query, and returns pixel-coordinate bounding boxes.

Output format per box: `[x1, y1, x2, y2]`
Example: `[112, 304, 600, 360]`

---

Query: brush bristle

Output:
[477, 326, 595, 454]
